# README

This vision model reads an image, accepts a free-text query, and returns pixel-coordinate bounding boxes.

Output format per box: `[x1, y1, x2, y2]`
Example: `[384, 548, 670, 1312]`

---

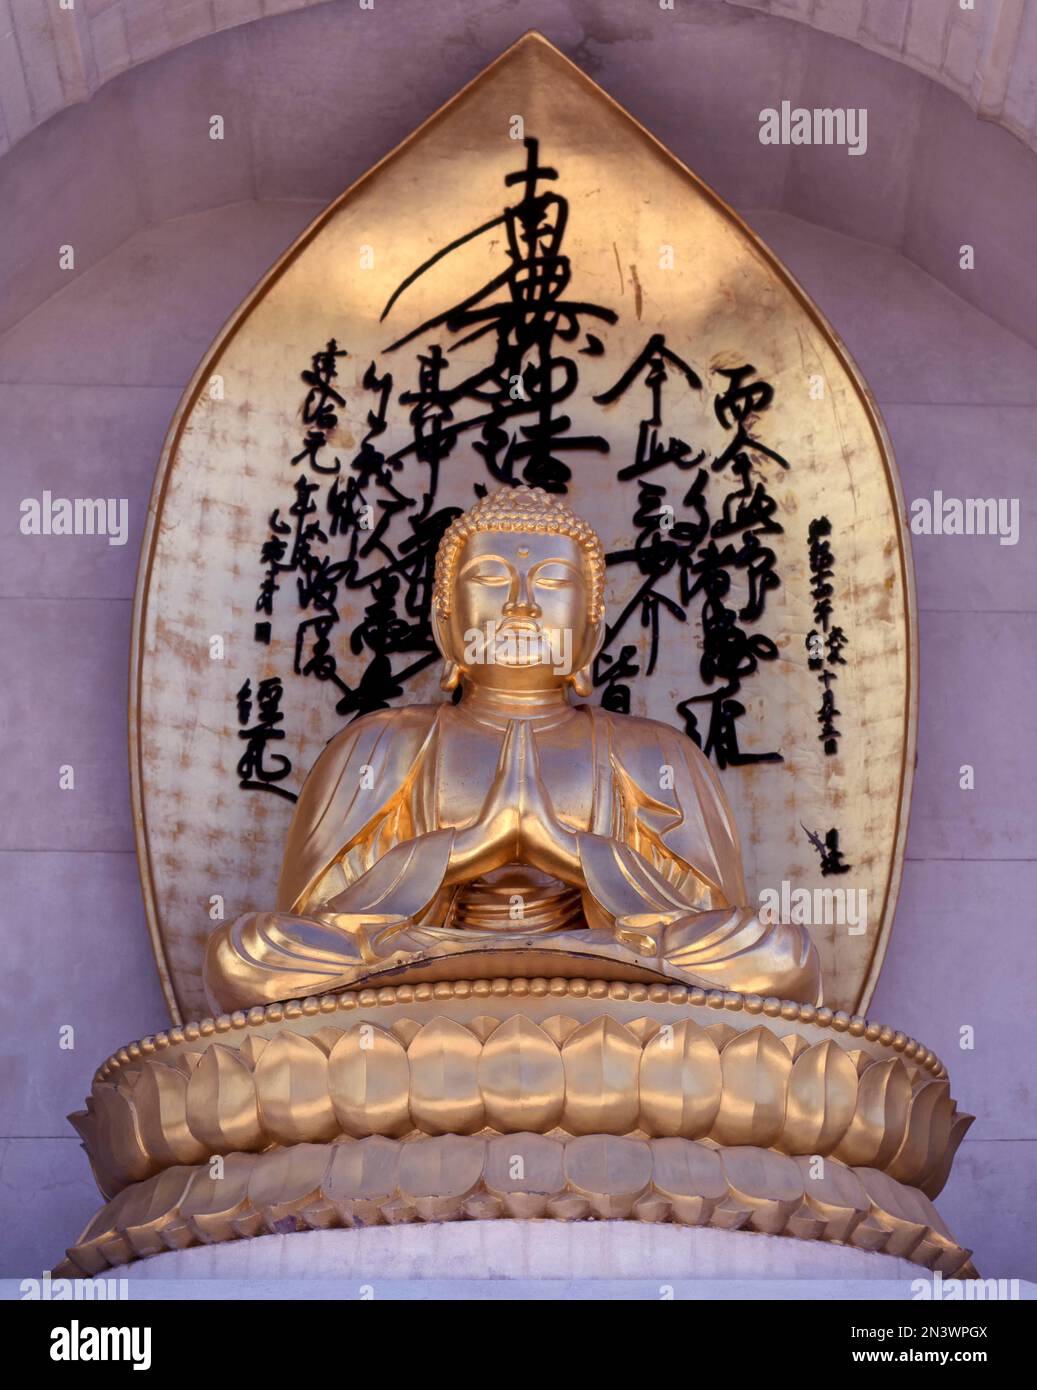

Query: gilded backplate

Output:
[131, 34, 916, 1024]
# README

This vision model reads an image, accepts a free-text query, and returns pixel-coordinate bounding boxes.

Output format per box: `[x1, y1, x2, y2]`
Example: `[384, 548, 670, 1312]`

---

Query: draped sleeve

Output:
[590, 708, 747, 908]
[276, 704, 443, 914]
[578, 708, 821, 1005]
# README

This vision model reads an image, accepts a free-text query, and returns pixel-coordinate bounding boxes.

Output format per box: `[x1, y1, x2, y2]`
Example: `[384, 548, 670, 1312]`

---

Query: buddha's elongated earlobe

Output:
[569, 665, 593, 698]
[568, 616, 604, 697]
[433, 609, 462, 690]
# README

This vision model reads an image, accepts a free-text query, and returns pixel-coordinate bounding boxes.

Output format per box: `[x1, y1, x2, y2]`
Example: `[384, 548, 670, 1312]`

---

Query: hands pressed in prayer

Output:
[447, 719, 582, 886]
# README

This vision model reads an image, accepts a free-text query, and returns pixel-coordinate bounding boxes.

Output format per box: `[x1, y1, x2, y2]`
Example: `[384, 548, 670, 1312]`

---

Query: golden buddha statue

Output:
[205, 486, 821, 1012]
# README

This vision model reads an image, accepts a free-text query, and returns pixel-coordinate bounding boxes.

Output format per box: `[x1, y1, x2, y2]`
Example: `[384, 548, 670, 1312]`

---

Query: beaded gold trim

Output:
[94, 978, 947, 1082]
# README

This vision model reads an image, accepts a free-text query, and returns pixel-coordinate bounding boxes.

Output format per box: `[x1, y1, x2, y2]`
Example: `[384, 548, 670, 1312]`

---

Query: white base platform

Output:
[46, 1222, 1034, 1300]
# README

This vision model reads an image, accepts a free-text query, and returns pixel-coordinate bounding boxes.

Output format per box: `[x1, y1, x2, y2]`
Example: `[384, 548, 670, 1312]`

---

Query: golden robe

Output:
[205, 703, 821, 1010]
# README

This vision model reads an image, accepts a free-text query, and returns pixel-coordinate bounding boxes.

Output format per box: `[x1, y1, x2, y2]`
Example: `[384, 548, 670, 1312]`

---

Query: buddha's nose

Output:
[503, 597, 542, 620]
[504, 577, 541, 619]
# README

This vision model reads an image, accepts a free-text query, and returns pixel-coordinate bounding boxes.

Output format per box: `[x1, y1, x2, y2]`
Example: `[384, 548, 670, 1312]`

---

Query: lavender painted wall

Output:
[0, 0, 1034, 1281]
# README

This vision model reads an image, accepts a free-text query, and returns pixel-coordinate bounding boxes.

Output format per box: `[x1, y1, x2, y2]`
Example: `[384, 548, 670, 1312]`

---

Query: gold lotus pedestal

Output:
[61, 978, 974, 1280]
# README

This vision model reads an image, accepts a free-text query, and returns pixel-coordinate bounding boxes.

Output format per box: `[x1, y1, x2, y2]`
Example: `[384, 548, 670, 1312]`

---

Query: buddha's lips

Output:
[491, 625, 552, 663]
[492, 623, 544, 643]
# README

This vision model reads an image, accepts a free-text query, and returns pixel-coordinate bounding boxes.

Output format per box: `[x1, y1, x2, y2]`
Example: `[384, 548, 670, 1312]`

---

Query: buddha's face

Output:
[443, 529, 599, 691]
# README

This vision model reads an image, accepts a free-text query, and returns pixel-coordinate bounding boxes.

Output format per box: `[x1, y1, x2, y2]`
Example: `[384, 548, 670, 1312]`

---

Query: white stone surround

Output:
[4, 1, 1036, 158]
[94, 1221, 962, 1299]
